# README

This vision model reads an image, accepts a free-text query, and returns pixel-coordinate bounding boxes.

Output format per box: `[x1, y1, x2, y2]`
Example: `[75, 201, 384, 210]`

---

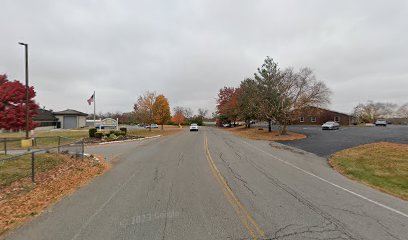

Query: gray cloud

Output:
[1, 0, 407, 115]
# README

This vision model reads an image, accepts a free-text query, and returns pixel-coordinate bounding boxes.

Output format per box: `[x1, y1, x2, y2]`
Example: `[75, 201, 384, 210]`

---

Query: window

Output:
[311, 116, 316, 123]
[334, 116, 340, 122]
[300, 116, 304, 123]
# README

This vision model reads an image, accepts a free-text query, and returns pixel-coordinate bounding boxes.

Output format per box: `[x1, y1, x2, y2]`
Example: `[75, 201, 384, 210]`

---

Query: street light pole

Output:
[18, 42, 29, 139]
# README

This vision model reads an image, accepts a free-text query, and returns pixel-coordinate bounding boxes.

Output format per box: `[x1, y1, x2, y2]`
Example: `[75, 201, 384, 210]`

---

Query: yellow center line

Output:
[204, 133, 266, 240]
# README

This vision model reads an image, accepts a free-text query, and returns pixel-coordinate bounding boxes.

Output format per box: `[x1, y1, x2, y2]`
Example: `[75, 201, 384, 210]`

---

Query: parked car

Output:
[375, 119, 387, 126]
[322, 121, 340, 130]
[190, 123, 199, 131]
[145, 124, 159, 129]
[223, 123, 231, 128]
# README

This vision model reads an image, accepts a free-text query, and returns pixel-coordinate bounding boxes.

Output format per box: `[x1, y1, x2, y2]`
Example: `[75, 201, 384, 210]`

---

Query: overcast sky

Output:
[1, 0, 407, 116]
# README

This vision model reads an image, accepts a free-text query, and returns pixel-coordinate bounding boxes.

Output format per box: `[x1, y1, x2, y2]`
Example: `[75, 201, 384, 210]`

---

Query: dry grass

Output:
[330, 142, 408, 200]
[0, 131, 88, 151]
[0, 126, 183, 150]
[0, 130, 88, 139]
[0, 154, 110, 236]
[127, 125, 184, 137]
[226, 126, 306, 141]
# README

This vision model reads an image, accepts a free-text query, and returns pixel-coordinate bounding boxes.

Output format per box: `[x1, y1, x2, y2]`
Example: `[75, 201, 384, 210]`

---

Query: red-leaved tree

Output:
[0, 74, 39, 131]
[216, 87, 240, 125]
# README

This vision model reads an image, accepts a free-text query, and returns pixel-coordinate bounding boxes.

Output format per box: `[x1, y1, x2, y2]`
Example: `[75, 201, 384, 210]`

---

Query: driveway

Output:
[276, 125, 408, 156]
[5, 127, 408, 240]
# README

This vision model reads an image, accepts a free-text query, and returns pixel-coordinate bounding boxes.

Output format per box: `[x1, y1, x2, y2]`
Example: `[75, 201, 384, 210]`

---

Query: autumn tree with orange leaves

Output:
[134, 91, 156, 131]
[153, 94, 171, 130]
[172, 106, 186, 125]
[216, 87, 240, 126]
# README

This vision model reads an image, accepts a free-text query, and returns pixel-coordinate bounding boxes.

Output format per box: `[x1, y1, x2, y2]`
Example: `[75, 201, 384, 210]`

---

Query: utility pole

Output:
[18, 42, 29, 139]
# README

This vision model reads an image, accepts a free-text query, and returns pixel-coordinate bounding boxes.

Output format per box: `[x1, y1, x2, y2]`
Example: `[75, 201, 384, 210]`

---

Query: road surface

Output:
[5, 127, 408, 240]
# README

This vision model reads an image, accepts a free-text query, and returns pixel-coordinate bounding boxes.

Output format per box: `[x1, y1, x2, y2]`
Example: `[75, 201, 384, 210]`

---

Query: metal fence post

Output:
[81, 139, 84, 160]
[57, 136, 61, 154]
[3, 138, 6, 156]
[31, 152, 35, 183]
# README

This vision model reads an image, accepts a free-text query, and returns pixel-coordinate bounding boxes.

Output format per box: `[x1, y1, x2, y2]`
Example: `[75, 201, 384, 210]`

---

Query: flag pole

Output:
[93, 91, 96, 126]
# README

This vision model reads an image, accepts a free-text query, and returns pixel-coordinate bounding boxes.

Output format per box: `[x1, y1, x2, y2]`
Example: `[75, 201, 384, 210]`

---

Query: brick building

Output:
[291, 107, 352, 126]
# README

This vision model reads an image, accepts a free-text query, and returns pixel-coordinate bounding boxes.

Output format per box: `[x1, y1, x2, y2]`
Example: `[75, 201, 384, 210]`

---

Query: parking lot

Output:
[275, 125, 408, 157]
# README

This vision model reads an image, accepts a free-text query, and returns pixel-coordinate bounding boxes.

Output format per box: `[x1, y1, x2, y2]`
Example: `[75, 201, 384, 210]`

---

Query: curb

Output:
[96, 135, 162, 145]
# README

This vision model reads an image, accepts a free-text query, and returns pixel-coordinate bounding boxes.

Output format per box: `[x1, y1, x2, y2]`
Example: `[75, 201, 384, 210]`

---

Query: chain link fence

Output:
[0, 136, 78, 155]
[0, 139, 85, 187]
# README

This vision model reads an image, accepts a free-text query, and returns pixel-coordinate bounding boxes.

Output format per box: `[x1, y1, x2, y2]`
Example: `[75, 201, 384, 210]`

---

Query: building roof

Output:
[297, 106, 352, 117]
[53, 109, 88, 116]
[33, 109, 56, 121]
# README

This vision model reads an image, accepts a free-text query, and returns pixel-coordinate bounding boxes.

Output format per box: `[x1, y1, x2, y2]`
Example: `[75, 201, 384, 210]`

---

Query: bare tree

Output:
[397, 103, 408, 124]
[353, 101, 397, 123]
[183, 107, 193, 119]
[198, 108, 209, 119]
[275, 67, 331, 134]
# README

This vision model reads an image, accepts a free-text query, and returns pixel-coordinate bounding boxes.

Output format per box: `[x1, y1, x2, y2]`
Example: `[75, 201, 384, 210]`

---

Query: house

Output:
[291, 106, 352, 126]
[53, 109, 88, 129]
[33, 109, 60, 130]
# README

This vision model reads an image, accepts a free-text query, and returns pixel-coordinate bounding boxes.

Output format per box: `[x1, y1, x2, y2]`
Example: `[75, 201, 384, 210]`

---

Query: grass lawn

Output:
[226, 126, 306, 141]
[0, 153, 65, 187]
[0, 125, 183, 150]
[0, 131, 88, 150]
[0, 130, 88, 139]
[330, 142, 408, 200]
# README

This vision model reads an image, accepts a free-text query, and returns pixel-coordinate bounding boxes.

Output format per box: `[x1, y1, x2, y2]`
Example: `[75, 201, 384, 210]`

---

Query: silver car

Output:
[322, 121, 340, 130]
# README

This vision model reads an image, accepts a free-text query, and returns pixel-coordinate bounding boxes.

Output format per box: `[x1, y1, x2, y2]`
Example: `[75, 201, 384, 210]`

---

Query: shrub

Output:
[95, 132, 104, 138]
[116, 131, 126, 136]
[109, 134, 117, 139]
[89, 128, 97, 137]
[120, 127, 127, 134]
[166, 120, 175, 125]
[109, 130, 116, 134]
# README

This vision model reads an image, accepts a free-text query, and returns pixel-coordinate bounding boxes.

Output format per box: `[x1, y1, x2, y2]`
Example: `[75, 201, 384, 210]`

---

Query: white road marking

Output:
[242, 140, 408, 219]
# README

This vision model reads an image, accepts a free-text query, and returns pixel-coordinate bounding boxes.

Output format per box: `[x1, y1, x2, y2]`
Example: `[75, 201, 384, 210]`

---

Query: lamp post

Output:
[18, 42, 29, 139]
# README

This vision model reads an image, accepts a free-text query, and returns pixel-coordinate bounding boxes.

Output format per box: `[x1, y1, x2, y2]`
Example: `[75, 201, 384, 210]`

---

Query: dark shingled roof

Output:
[53, 109, 88, 116]
[33, 109, 56, 121]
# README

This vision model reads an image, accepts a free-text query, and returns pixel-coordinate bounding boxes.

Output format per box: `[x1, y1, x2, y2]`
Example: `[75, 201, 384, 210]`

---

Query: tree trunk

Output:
[161, 124, 164, 130]
[268, 120, 272, 132]
[280, 124, 287, 135]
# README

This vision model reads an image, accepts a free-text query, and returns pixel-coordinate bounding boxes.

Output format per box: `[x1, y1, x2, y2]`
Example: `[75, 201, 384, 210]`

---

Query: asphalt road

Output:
[5, 127, 408, 240]
[274, 125, 408, 156]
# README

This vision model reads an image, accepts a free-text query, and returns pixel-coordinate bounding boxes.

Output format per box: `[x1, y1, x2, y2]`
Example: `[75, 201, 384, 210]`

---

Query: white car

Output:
[145, 124, 158, 129]
[375, 119, 387, 127]
[190, 123, 199, 131]
[322, 121, 340, 130]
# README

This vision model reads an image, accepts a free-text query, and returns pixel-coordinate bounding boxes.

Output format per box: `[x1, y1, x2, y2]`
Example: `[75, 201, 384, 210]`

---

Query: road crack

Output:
[218, 152, 257, 196]
[320, 205, 404, 240]
[161, 182, 174, 240]
[218, 135, 360, 240]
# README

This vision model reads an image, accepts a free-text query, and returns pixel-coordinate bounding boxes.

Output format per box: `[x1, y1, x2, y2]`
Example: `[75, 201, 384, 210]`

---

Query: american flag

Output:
[87, 93, 94, 105]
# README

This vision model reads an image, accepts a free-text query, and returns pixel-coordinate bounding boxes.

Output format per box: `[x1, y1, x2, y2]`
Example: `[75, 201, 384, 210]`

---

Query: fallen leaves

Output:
[0, 154, 110, 236]
[226, 126, 306, 141]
